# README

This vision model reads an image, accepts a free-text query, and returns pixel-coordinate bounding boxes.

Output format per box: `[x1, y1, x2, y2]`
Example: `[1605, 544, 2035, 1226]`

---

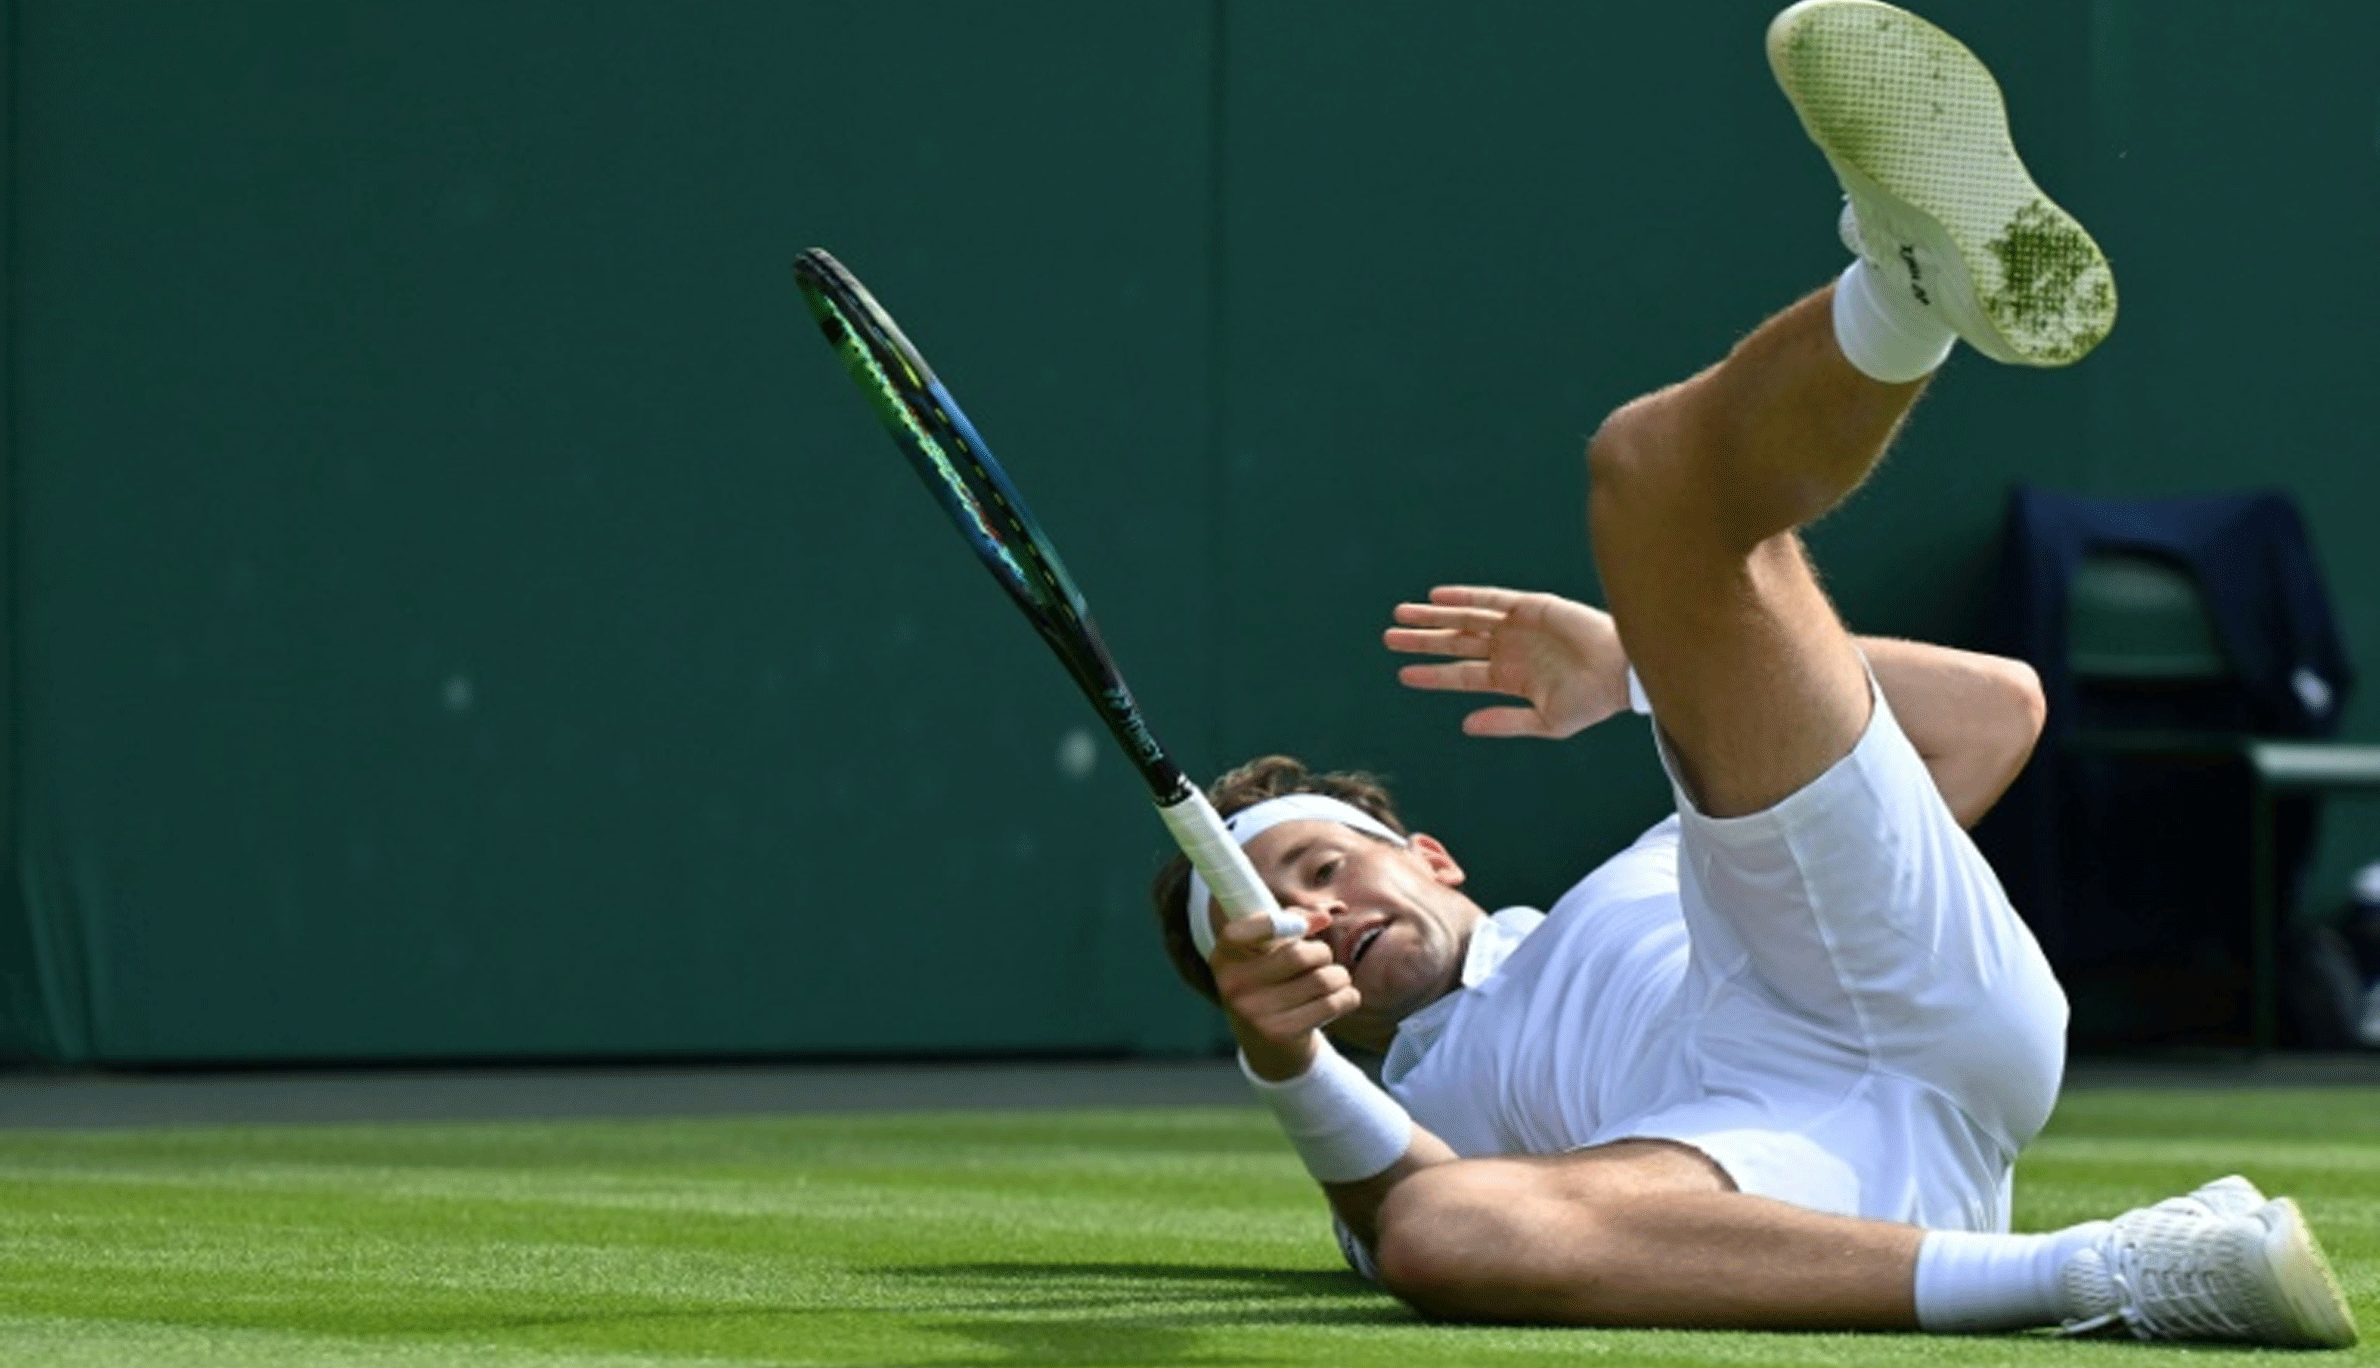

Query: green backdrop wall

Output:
[2, 0, 2374, 1064]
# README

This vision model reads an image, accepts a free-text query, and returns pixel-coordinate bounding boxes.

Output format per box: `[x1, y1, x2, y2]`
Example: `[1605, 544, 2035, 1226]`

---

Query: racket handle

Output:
[1156, 788, 1303, 939]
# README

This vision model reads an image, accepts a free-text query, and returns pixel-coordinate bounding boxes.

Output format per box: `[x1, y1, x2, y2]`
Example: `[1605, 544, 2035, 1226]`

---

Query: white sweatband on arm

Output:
[1626, 665, 1653, 716]
[1239, 1039, 1414, 1184]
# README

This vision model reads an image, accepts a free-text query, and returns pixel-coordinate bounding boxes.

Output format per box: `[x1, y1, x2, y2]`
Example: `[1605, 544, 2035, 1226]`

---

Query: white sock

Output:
[1831, 257, 1956, 383]
[1912, 1222, 2110, 1333]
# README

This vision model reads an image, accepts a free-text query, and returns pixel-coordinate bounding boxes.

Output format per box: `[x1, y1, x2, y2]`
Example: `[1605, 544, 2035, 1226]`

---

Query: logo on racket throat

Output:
[1101, 684, 1165, 764]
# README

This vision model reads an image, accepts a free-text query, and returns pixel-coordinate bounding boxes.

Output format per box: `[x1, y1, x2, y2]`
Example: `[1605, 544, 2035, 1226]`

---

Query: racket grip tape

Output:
[1156, 788, 1304, 940]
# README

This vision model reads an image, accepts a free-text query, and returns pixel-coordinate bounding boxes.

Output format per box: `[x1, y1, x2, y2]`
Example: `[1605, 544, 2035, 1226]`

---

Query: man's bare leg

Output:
[1587, 285, 1906, 816]
[1591, 0, 2120, 811]
[1375, 1142, 1926, 1330]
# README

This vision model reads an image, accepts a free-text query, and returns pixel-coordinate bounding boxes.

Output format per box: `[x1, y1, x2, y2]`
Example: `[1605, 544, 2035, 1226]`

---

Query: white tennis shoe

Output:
[2060, 1177, 2360, 1347]
[2173, 1173, 2268, 1220]
[1767, 0, 2116, 366]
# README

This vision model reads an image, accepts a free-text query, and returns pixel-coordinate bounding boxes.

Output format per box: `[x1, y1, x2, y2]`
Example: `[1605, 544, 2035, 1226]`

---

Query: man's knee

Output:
[1585, 393, 1673, 514]
[1586, 389, 1746, 559]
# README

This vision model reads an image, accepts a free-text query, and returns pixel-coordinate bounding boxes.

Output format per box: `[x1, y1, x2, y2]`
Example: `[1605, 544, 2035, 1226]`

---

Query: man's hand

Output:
[1210, 909, 1355, 1081]
[1385, 585, 1630, 739]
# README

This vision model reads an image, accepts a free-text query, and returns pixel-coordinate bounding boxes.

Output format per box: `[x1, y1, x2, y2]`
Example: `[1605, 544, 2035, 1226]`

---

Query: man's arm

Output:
[1317, 1143, 1457, 1248]
[1210, 912, 1458, 1245]
[1387, 585, 2044, 828]
[1856, 636, 2045, 828]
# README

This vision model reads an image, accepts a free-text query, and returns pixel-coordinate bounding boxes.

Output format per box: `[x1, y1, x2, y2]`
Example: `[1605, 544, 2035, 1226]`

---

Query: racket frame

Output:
[792, 248, 1284, 934]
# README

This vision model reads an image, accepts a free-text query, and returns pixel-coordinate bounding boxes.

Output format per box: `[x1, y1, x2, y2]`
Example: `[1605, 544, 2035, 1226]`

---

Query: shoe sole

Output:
[2260, 1198, 2361, 1348]
[1766, 0, 2116, 366]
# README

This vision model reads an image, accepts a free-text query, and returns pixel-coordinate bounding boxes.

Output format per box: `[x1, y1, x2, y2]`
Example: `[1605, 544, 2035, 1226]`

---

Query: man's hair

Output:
[1149, 755, 1410, 1003]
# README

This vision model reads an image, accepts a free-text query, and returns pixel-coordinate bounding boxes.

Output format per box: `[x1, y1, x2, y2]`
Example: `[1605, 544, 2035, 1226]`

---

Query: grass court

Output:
[0, 1074, 2375, 1366]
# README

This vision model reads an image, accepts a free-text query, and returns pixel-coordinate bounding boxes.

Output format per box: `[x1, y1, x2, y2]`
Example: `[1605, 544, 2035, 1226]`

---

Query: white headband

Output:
[1184, 794, 1409, 959]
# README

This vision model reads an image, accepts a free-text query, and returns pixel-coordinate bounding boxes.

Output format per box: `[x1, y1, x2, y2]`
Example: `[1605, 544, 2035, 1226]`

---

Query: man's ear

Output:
[1407, 832, 1465, 886]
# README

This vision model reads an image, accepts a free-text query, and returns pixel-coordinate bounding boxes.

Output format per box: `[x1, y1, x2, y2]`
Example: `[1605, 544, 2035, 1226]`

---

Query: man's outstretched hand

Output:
[1385, 585, 1632, 739]
[1209, 908, 1349, 1081]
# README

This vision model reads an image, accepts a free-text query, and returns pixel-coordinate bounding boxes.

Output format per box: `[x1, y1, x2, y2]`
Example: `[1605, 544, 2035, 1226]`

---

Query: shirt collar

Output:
[1381, 906, 1543, 1085]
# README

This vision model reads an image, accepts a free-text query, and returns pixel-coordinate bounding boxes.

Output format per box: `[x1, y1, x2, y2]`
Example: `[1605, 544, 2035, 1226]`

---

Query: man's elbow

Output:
[1953, 656, 2046, 826]
[1994, 655, 2047, 762]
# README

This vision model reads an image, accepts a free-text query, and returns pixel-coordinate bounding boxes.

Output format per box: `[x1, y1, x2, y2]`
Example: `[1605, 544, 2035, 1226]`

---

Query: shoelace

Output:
[2084, 1226, 2262, 1340]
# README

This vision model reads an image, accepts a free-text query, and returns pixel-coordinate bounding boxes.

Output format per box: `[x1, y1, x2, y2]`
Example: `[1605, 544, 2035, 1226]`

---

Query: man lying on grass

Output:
[1151, 0, 2358, 1348]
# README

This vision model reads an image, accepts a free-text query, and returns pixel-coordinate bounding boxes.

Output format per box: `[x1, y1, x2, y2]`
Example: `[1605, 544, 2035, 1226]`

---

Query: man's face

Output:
[1231, 819, 1483, 1052]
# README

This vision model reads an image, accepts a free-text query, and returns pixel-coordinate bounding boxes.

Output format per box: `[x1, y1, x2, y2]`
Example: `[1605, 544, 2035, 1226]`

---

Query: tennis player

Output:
[1152, 0, 2359, 1347]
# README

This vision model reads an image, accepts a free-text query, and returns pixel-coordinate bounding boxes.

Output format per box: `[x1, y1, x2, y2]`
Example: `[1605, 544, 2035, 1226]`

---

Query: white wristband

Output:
[1239, 1040, 1414, 1184]
[1626, 665, 1653, 716]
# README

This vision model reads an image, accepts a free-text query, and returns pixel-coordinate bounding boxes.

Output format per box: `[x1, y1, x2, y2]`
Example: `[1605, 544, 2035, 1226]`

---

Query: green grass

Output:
[0, 1087, 2375, 1366]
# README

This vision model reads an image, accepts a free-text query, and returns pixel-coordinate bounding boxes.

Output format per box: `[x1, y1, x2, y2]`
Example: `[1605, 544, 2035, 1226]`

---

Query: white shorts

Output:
[1617, 679, 2068, 1232]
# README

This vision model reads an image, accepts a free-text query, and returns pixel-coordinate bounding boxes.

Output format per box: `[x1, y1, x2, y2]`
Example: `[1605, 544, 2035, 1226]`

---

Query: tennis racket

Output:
[791, 247, 1293, 945]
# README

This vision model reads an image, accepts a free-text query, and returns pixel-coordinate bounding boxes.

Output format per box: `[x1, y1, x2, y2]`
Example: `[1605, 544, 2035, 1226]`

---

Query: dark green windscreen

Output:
[3, 1, 2374, 1062]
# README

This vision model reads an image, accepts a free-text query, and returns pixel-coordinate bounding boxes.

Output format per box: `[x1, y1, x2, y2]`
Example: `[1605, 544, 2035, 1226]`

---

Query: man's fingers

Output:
[1260, 910, 1308, 940]
[1391, 602, 1506, 634]
[1219, 942, 1361, 1043]
[1236, 968, 1361, 1039]
[1277, 984, 1363, 1037]
[1382, 626, 1476, 659]
[1426, 584, 1523, 610]
[1218, 907, 1321, 954]
[1397, 660, 1498, 694]
[1463, 705, 1553, 738]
